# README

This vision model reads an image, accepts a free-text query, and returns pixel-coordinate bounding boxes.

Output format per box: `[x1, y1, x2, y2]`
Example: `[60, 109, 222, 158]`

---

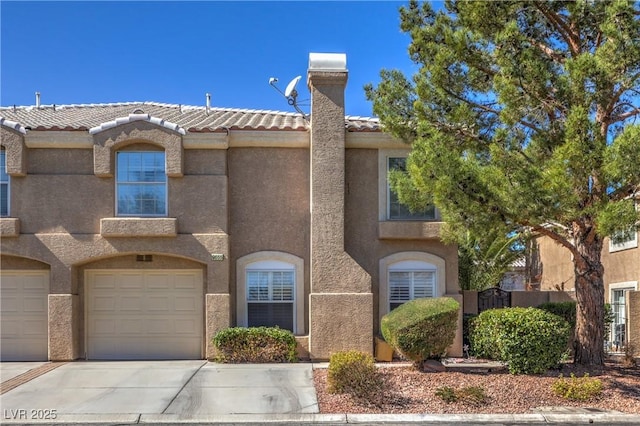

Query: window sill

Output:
[0, 218, 20, 237]
[100, 218, 177, 237]
[378, 221, 443, 240]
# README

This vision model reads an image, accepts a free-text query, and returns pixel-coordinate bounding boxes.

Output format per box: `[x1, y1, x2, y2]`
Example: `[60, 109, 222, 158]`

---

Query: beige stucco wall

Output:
[602, 239, 640, 286]
[228, 147, 310, 331]
[535, 235, 639, 300]
[535, 236, 576, 291]
[344, 148, 459, 335]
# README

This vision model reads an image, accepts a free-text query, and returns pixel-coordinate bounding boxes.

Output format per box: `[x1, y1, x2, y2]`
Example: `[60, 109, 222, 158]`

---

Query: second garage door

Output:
[0, 271, 49, 361]
[86, 270, 203, 360]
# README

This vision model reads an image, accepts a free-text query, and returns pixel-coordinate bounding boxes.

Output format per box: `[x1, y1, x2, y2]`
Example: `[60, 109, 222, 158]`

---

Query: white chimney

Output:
[205, 93, 211, 114]
[35, 92, 41, 108]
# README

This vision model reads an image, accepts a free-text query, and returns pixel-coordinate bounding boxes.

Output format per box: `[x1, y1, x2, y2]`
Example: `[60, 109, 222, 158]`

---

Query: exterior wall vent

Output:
[136, 254, 153, 262]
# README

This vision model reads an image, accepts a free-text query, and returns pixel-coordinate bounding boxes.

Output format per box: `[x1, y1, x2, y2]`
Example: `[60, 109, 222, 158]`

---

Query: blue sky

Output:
[1, 1, 430, 117]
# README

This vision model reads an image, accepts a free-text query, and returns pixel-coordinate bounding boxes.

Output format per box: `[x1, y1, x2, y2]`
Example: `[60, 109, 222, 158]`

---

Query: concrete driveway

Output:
[0, 361, 319, 423]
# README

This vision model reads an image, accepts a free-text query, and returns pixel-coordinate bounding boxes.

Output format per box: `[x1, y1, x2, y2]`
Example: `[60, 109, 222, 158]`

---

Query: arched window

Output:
[388, 260, 436, 310]
[0, 148, 9, 217]
[246, 260, 295, 331]
[237, 251, 304, 334]
[379, 252, 446, 321]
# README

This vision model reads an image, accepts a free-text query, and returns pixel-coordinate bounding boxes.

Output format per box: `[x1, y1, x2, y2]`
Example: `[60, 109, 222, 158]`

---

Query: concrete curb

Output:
[2, 413, 639, 425]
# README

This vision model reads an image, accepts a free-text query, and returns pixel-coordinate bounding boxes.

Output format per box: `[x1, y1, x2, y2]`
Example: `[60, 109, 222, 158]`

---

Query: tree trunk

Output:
[573, 228, 606, 366]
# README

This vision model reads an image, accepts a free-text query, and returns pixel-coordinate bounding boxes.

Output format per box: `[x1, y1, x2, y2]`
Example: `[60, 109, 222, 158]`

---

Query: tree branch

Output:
[530, 224, 580, 259]
[609, 105, 640, 124]
[533, 2, 581, 56]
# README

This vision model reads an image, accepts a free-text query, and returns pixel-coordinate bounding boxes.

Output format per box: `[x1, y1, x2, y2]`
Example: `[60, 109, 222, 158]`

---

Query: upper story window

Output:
[389, 260, 436, 311]
[116, 151, 167, 216]
[609, 200, 638, 253]
[0, 149, 9, 217]
[387, 157, 435, 220]
[610, 227, 638, 252]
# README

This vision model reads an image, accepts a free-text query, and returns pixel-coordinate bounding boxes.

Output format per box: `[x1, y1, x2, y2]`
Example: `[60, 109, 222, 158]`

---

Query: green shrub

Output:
[381, 297, 459, 365]
[537, 301, 577, 328]
[435, 385, 488, 406]
[212, 326, 297, 363]
[537, 301, 616, 352]
[327, 351, 383, 400]
[470, 307, 571, 374]
[552, 373, 603, 401]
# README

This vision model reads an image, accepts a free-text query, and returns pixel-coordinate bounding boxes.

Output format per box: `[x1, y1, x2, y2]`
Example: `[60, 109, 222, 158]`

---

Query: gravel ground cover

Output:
[313, 359, 640, 414]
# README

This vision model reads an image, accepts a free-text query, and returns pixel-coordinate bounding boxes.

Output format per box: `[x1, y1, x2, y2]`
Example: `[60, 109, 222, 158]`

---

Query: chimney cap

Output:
[309, 53, 347, 71]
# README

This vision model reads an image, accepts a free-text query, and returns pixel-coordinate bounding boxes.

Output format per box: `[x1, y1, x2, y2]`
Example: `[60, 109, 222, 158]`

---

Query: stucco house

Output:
[531, 203, 640, 352]
[0, 53, 462, 362]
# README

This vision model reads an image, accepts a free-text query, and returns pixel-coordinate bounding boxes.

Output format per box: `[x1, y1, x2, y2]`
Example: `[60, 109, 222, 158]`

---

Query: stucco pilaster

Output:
[205, 293, 231, 359]
[307, 53, 373, 358]
[48, 294, 79, 360]
[628, 291, 640, 351]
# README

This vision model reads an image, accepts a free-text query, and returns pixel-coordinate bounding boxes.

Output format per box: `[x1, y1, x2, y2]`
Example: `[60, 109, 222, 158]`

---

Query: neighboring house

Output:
[0, 53, 462, 362]
[532, 202, 640, 352]
[499, 257, 526, 291]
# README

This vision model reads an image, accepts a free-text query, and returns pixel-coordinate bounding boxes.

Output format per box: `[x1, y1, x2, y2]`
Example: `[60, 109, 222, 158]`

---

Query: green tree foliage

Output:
[365, 0, 640, 366]
[455, 228, 526, 290]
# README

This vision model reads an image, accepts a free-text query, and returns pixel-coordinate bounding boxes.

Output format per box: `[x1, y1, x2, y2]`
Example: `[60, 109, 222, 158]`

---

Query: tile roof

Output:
[0, 101, 380, 133]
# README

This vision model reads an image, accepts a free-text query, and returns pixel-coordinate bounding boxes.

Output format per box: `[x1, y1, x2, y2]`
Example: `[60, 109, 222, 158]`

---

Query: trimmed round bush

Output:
[327, 350, 383, 399]
[470, 307, 571, 374]
[381, 297, 459, 364]
[212, 326, 297, 363]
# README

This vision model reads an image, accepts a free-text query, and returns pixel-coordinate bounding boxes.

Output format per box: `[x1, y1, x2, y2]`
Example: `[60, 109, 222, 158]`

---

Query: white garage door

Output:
[0, 271, 49, 361]
[86, 270, 203, 360]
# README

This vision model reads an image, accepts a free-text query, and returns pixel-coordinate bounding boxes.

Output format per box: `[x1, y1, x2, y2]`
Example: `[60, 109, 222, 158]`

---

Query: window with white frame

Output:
[608, 282, 637, 352]
[0, 149, 9, 217]
[387, 157, 435, 220]
[246, 261, 295, 332]
[389, 260, 436, 310]
[116, 151, 167, 216]
[609, 200, 638, 252]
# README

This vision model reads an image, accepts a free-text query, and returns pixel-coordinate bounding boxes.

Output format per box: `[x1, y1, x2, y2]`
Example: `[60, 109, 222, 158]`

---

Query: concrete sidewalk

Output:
[1, 361, 639, 425]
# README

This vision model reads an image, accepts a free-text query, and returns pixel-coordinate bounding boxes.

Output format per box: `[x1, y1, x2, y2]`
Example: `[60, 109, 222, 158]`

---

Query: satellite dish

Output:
[268, 74, 308, 119]
[284, 76, 301, 98]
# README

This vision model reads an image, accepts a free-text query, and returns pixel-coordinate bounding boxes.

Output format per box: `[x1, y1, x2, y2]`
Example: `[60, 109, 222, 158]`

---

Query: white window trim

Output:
[609, 229, 638, 253]
[609, 200, 639, 253]
[378, 149, 438, 222]
[379, 252, 446, 323]
[608, 281, 638, 348]
[236, 251, 304, 335]
[1, 149, 9, 217]
[115, 151, 168, 217]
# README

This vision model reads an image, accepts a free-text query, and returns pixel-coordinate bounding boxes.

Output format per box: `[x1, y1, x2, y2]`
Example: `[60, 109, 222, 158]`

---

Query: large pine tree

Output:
[366, 0, 640, 365]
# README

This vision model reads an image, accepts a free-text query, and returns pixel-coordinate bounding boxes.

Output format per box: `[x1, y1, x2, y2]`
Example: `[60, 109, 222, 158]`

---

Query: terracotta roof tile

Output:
[0, 102, 380, 133]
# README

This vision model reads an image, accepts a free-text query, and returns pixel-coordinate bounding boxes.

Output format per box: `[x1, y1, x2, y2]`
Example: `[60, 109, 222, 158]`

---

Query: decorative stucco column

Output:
[48, 294, 80, 360]
[307, 53, 373, 359]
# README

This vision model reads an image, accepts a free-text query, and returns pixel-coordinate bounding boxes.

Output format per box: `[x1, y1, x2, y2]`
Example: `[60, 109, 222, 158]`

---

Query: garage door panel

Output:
[93, 296, 116, 310]
[147, 274, 171, 289]
[1, 296, 19, 312]
[147, 296, 170, 311]
[87, 270, 203, 360]
[23, 296, 47, 312]
[175, 296, 197, 311]
[120, 296, 144, 311]
[0, 271, 49, 361]
[93, 319, 116, 334]
[175, 319, 199, 334]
